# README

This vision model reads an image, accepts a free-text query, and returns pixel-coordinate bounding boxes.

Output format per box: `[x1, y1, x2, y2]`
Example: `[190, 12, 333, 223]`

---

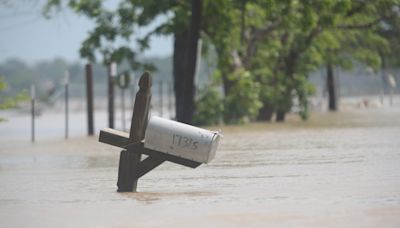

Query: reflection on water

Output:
[0, 108, 400, 227]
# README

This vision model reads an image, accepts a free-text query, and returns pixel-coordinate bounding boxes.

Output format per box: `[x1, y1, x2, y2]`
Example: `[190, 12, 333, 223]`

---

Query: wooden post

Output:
[168, 82, 174, 119]
[121, 87, 126, 131]
[99, 72, 204, 192]
[130, 75, 136, 111]
[159, 81, 163, 117]
[327, 62, 337, 111]
[64, 70, 69, 139]
[85, 64, 94, 136]
[108, 63, 117, 128]
[30, 84, 35, 143]
[117, 72, 152, 192]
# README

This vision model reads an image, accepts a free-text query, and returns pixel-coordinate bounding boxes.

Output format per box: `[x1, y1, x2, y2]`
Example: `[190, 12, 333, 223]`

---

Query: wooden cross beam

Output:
[99, 128, 201, 169]
[99, 72, 201, 192]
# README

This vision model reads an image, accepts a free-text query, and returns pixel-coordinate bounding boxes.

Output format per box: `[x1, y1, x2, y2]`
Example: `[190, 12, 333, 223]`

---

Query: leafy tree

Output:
[193, 84, 223, 126]
[44, 0, 202, 124]
[44, 0, 400, 124]
[0, 77, 28, 122]
[201, 1, 266, 123]
[246, 0, 399, 119]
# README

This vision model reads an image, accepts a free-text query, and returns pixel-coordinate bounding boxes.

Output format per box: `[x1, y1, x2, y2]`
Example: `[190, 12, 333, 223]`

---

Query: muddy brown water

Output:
[0, 108, 399, 227]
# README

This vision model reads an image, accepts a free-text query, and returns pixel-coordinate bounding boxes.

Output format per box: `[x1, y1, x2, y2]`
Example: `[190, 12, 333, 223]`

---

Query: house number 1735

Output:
[172, 134, 198, 150]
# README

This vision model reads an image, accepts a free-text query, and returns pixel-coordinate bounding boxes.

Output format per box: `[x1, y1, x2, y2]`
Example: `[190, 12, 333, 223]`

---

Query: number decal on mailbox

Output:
[172, 134, 198, 150]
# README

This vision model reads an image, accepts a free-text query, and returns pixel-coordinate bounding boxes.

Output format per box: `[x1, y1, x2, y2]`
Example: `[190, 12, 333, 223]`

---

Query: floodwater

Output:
[0, 107, 400, 227]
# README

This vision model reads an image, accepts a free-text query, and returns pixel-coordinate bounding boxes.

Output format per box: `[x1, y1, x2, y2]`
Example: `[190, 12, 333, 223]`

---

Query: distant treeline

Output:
[0, 56, 216, 100]
[1, 56, 399, 100]
[0, 57, 172, 97]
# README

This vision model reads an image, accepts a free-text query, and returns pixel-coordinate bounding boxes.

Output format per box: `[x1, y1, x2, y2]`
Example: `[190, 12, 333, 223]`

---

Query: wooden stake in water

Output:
[117, 72, 131, 132]
[388, 74, 396, 107]
[168, 82, 174, 119]
[85, 64, 94, 136]
[64, 70, 69, 139]
[108, 62, 117, 128]
[159, 81, 163, 117]
[121, 86, 126, 132]
[30, 84, 35, 143]
[130, 74, 136, 111]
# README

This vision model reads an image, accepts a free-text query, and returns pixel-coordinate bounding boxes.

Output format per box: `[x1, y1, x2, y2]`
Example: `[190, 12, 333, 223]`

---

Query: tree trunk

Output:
[257, 102, 273, 121]
[326, 62, 338, 111]
[276, 110, 285, 122]
[274, 52, 296, 122]
[180, 0, 202, 124]
[173, 30, 187, 121]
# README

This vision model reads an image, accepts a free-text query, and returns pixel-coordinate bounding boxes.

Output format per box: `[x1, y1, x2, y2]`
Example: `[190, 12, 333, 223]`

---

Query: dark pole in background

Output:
[168, 82, 173, 119]
[121, 83, 126, 132]
[159, 81, 163, 117]
[31, 84, 35, 143]
[130, 74, 136, 111]
[85, 64, 94, 136]
[64, 70, 69, 139]
[108, 62, 117, 128]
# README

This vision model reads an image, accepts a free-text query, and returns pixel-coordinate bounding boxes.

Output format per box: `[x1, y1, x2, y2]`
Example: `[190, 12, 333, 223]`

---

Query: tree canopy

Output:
[44, 0, 400, 124]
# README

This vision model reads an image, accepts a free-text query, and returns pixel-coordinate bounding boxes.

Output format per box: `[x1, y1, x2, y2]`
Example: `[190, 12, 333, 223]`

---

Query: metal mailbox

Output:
[144, 116, 221, 163]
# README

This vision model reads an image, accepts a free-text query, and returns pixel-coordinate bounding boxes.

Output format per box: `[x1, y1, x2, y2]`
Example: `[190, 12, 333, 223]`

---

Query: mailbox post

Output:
[99, 72, 221, 192]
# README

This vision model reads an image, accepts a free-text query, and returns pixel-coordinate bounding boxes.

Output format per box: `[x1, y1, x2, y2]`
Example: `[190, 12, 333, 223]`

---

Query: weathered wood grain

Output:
[117, 72, 152, 192]
[99, 129, 201, 168]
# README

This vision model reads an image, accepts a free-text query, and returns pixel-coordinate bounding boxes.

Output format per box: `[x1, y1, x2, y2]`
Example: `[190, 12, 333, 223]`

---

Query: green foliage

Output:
[223, 69, 262, 124]
[44, 0, 158, 70]
[193, 85, 223, 126]
[43, 0, 400, 124]
[0, 77, 28, 122]
[293, 74, 315, 120]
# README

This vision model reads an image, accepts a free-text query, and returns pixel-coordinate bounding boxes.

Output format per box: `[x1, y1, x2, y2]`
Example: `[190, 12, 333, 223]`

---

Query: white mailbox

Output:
[144, 116, 221, 163]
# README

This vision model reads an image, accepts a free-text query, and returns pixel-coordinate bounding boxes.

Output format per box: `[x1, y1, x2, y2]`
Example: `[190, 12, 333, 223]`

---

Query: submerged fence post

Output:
[168, 82, 174, 119]
[118, 72, 130, 132]
[30, 84, 35, 143]
[108, 62, 117, 128]
[121, 86, 126, 131]
[85, 64, 94, 136]
[64, 70, 69, 139]
[130, 74, 136, 112]
[159, 81, 163, 117]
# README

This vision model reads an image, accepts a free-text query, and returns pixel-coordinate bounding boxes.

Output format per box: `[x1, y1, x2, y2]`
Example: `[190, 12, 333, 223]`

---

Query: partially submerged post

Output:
[159, 81, 163, 117]
[85, 64, 94, 136]
[108, 62, 117, 128]
[99, 72, 221, 192]
[117, 72, 130, 135]
[114, 71, 151, 192]
[130, 74, 136, 112]
[64, 70, 69, 139]
[30, 84, 35, 143]
[168, 82, 174, 119]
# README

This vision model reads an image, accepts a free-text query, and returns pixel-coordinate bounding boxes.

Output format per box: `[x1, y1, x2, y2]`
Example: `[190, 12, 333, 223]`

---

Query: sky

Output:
[0, 0, 173, 64]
